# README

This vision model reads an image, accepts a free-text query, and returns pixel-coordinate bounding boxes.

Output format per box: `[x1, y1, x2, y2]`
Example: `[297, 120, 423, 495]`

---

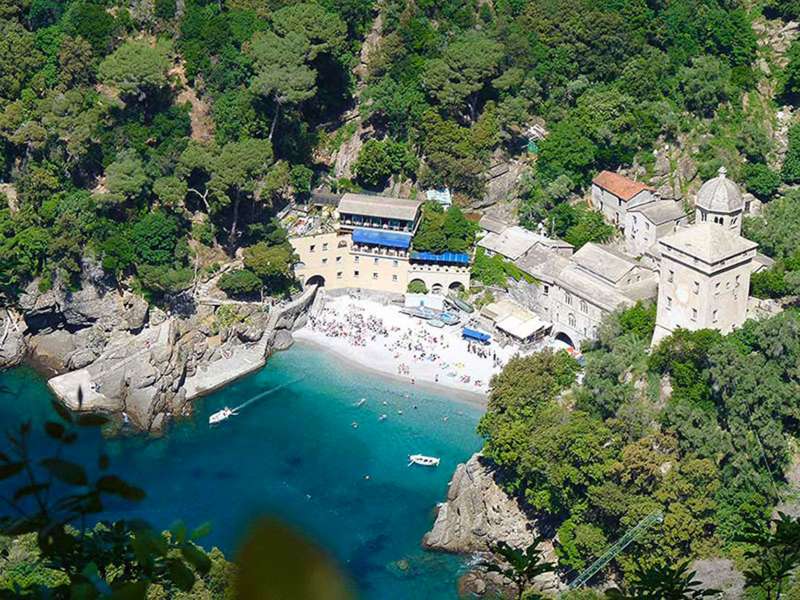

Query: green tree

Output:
[106, 151, 149, 201]
[243, 242, 296, 294]
[744, 190, 800, 258]
[678, 55, 733, 117]
[607, 561, 720, 599]
[737, 512, 800, 600]
[482, 536, 557, 600]
[423, 30, 503, 122]
[131, 210, 180, 266]
[743, 163, 780, 201]
[246, 30, 316, 140]
[783, 124, 800, 184]
[98, 38, 173, 103]
[353, 139, 417, 188]
[218, 268, 262, 297]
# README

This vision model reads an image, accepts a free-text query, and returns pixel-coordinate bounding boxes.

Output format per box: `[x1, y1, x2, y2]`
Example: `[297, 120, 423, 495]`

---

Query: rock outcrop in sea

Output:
[424, 453, 562, 596]
[3, 258, 317, 434]
[423, 454, 534, 552]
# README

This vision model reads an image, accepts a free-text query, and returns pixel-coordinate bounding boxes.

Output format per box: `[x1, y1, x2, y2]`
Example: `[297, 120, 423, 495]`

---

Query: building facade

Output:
[652, 223, 758, 345]
[511, 242, 658, 347]
[291, 194, 470, 295]
[591, 170, 655, 226]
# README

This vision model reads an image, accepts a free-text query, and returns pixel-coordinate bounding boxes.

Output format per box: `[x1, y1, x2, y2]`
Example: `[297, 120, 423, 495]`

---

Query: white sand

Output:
[293, 295, 523, 397]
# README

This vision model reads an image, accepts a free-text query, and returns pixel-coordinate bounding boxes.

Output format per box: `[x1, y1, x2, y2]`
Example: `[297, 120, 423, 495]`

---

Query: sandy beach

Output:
[293, 295, 524, 398]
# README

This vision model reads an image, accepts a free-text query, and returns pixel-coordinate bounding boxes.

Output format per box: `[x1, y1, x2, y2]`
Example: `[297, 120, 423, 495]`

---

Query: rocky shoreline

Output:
[423, 453, 563, 596]
[0, 261, 318, 434]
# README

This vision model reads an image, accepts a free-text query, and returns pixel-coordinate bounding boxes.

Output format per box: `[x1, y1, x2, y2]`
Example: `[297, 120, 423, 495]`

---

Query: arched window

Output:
[580, 300, 588, 313]
[568, 313, 576, 328]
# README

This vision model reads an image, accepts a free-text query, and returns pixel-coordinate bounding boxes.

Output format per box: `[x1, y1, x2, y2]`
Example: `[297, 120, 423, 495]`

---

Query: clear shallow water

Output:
[0, 343, 484, 598]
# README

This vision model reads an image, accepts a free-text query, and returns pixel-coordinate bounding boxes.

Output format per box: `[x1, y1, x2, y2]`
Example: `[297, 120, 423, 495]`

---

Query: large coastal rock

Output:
[47, 286, 319, 434]
[423, 453, 534, 553]
[0, 309, 27, 369]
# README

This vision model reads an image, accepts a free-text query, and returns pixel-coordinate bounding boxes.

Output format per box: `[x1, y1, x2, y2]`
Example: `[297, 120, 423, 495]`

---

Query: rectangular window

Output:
[693, 281, 699, 295]
[392, 274, 398, 282]
[322, 258, 328, 265]
[354, 256, 359, 263]
[668, 270, 674, 283]
[335, 256, 342, 263]
[715, 282, 721, 295]
[322, 243, 328, 251]
[354, 271, 359, 278]
[309, 245, 316, 252]
[692, 308, 698, 321]
[712, 309, 718, 323]
[393, 260, 398, 267]
[336, 271, 342, 279]
[372, 272, 378, 280]
[666, 296, 672, 310]
[543, 285, 549, 296]
[735, 274, 741, 287]
[373, 257, 379, 265]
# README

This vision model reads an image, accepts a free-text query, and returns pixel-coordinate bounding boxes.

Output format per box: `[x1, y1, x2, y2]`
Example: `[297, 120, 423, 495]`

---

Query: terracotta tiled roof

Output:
[592, 171, 653, 201]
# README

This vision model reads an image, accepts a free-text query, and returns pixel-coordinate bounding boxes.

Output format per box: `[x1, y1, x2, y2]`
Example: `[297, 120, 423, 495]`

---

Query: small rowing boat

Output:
[209, 407, 237, 425]
[408, 454, 440, 467]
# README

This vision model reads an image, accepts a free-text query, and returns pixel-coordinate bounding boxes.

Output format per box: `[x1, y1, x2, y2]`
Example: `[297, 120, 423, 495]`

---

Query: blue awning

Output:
[352, 228, 412, 249]
[411, 251, 470, 265]
[462, 327, 491, 343]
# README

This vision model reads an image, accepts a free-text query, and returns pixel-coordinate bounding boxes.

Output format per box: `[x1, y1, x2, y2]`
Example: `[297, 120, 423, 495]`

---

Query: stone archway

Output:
[448, 281, 465, 292]
[305, 274, 326, 288]
[554, 331, 576, 348]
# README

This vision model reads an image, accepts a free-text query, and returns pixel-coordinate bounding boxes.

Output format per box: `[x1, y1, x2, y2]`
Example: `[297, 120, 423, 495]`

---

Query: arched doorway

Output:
[431, 283, 443, 294]
[449, 281, 465, 292]
[305, 274, 326, 288]
[407, 279, 427, 293]
[554, 331, 576, 348]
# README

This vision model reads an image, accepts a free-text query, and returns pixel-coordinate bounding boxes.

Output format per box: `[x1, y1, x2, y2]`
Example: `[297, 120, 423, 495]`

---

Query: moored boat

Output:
[428, 318, 445, 328]
[408, 454, 441, 467]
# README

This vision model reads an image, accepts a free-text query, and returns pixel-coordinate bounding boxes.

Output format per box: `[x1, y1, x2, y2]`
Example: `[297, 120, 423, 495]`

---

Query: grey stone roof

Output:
[556, 265, 634, 311]
[337, 193, 422, 221]
[478, 226, 541, 260]
[659, 223, 757, 264]
[478, 215, 509, 234]
[514, 247, 570, 283]
[696, 167, 744, 214]
[629, 200, 686, 225]
[571, 243, 639, 284]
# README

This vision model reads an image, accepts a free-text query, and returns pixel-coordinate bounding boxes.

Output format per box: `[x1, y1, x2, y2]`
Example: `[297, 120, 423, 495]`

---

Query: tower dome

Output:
[694, 167, 744, 233]
[696, 167, 744, 214]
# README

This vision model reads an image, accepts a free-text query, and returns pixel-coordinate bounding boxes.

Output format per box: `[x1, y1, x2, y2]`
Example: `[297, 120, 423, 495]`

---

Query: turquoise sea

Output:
[0, 342, 484, 598]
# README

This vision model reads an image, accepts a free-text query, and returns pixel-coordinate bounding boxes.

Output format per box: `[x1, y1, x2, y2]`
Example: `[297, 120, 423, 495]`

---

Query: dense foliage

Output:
[479, 305, 800, 590]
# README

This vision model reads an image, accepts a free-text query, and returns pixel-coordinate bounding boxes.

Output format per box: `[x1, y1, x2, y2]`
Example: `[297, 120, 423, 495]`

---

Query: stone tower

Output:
[651, 223, 757, 345]
[694, 166, 745, 234]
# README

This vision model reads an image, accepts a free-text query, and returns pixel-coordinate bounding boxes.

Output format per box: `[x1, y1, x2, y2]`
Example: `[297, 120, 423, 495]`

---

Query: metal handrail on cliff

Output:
[567, 510, 664, 590]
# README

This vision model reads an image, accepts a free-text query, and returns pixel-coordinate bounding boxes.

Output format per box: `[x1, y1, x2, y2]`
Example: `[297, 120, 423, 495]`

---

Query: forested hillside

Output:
[479, 303, 800, 595]
[1, 0, 797, 302]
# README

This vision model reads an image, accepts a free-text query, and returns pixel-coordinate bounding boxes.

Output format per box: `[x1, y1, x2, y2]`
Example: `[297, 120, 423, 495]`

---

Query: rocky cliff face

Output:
[424, 453, 535, 553]
[0, 309, 27, 369]
[424, 453, 563, 595]
[3, 257, 317, 435]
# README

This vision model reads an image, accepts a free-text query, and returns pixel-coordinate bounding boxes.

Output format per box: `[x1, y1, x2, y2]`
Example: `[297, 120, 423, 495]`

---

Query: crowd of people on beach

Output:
[306, 299, 509, 391]
[307, 304, 388, 346]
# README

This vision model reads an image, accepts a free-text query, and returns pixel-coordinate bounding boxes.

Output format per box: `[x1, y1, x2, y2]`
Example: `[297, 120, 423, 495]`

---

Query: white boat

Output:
[408, 454, 440, 467]
[356, 398, 367, 407]
[209, 407, 237, 425]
